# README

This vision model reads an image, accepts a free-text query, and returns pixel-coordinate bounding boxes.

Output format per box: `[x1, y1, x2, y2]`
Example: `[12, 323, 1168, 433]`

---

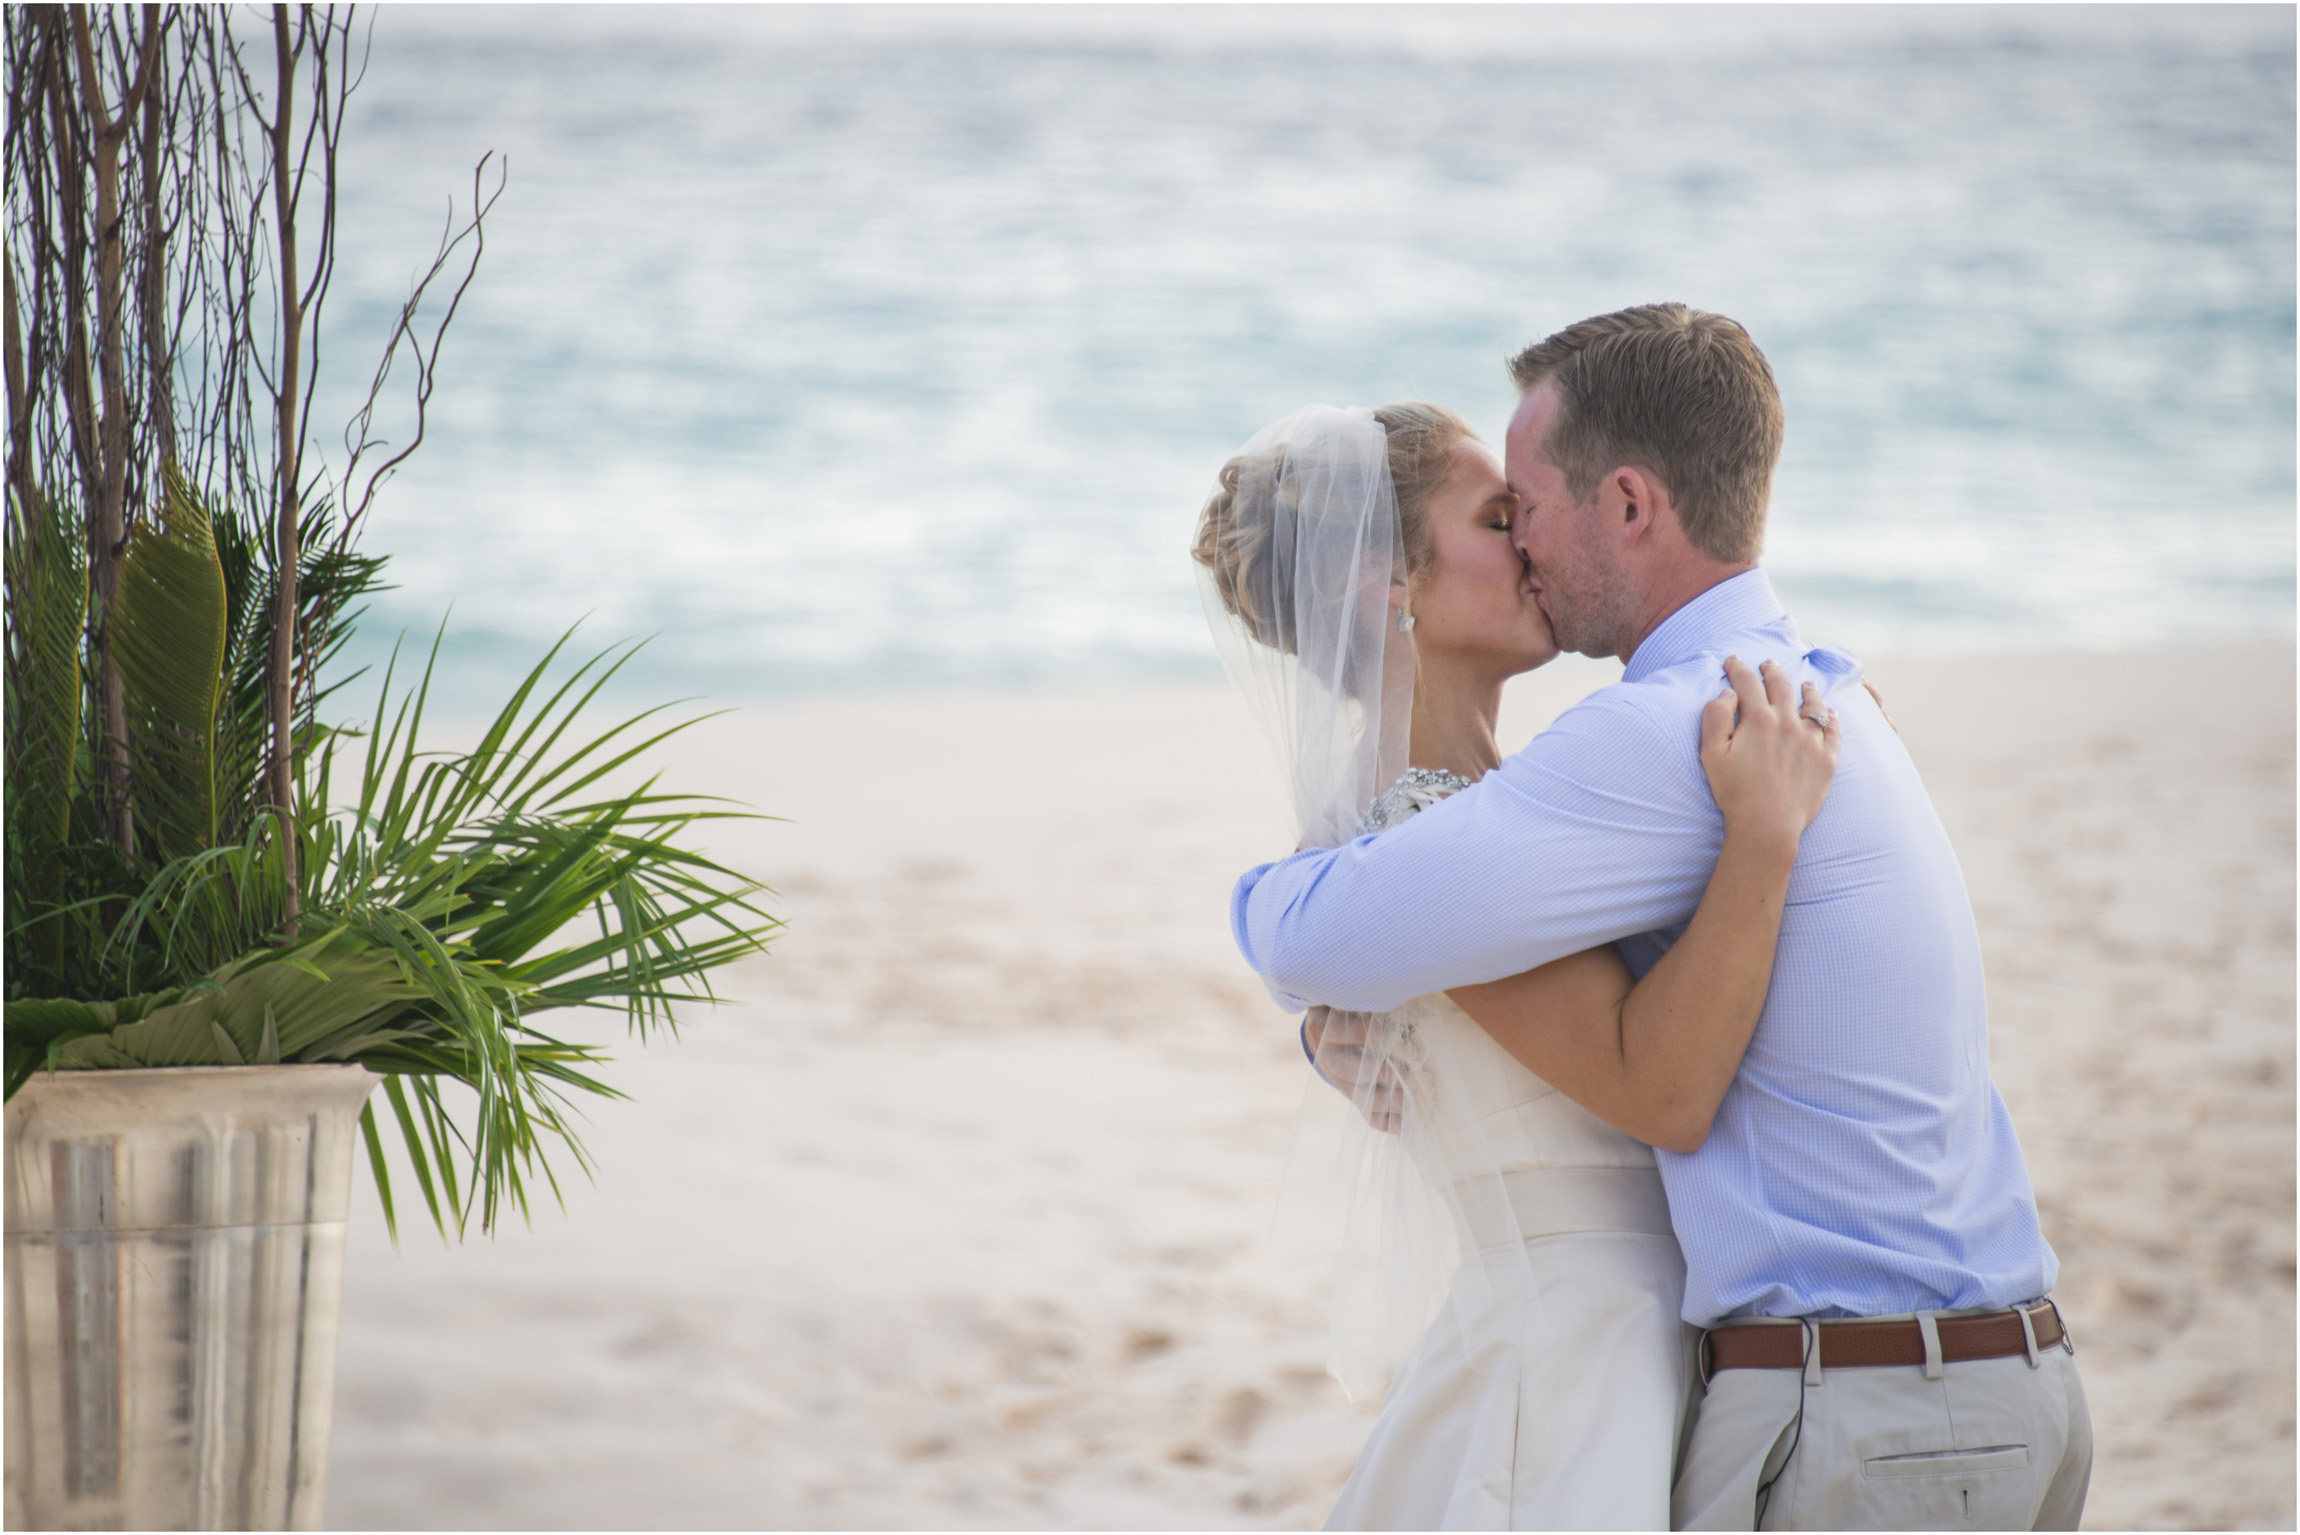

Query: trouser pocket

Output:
[1858, 1444, 2036, 1527]
[1864, 1445, 2031, 1478]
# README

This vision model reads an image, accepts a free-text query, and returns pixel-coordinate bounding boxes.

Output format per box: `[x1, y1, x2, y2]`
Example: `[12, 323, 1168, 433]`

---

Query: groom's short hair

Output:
[1508, 304, 1783, 563]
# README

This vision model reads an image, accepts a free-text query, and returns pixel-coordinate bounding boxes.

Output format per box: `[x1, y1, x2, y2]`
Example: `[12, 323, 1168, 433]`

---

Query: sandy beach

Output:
[323, 645, 2294, 1532]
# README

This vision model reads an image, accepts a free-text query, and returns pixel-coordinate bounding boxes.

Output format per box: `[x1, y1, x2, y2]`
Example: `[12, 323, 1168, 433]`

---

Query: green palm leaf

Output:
[3, 488, 91, 980]
[7, 613, 780, 1246]
[114, 467, 229, 862]
[206, 490, 277, 836]
[14, 928, 427, 1075]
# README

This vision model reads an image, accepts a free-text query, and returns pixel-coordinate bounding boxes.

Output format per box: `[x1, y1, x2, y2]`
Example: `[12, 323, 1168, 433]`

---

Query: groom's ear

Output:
[1612, 464, 1694, 557]
[1606, 464, 1667, 544]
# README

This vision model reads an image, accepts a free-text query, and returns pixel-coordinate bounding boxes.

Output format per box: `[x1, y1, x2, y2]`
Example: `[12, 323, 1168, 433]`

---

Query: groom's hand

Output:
[1302, 1006, 1405, 1135]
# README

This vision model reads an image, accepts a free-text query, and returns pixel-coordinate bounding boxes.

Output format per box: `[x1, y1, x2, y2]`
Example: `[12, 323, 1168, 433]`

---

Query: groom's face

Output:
[1505, 382, 1633, 660]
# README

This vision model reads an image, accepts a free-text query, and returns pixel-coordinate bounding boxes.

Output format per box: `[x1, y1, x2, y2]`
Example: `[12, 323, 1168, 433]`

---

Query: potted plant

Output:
[3, 9, 778, 1528]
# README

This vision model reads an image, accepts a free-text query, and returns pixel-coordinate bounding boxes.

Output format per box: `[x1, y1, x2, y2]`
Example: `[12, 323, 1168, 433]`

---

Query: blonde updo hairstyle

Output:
[1192, 401, 1479, 655]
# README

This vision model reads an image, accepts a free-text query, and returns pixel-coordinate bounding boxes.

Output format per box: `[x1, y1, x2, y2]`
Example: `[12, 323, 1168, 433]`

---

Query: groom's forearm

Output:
[1231, 849, 1413, 1012]
[1232, 692, 1724, 1012]
[1231, 836, 1694, 1014]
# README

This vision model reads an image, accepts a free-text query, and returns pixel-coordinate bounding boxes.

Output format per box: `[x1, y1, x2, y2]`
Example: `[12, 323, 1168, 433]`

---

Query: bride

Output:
[1192, 404, 1840, 1530]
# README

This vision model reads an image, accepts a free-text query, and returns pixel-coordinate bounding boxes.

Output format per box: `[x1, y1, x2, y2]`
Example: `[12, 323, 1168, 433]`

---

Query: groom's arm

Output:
[1232, 688, 1726, 1014]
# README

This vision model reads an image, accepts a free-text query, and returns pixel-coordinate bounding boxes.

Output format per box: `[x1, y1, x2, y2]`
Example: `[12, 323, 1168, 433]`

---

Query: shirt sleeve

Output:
[1230, 684, 1728, 1013]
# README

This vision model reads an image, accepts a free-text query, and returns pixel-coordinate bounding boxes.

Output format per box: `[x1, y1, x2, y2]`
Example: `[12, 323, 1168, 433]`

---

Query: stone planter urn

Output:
[5, 1064, 380, 1530]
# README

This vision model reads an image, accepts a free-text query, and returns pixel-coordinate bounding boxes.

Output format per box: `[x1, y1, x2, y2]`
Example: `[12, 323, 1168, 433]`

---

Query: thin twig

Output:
[339, 151, 503, 541]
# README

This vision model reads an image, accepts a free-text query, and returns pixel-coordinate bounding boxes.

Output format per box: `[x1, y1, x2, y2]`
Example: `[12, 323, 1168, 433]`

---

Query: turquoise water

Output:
[318, 5, 2295, 713]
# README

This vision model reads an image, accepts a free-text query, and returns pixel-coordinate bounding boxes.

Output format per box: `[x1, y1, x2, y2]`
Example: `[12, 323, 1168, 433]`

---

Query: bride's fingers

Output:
[1801, 683, 1844, 742]
[1862, 676, 1899, 735]
[1759, 657, 1798, 716]
[1699, 686, 1738, 761]
[1722, 656, 1768, 727]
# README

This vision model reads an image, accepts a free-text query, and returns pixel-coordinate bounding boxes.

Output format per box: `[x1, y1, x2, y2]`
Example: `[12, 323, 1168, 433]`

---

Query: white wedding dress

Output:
[1322, 778, 1697, 1532]
[1188, 410, 1692, 1531]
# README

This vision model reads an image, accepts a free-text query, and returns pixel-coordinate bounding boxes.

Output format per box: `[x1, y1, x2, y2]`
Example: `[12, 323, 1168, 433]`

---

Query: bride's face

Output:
[1404, 441, 1559, 676]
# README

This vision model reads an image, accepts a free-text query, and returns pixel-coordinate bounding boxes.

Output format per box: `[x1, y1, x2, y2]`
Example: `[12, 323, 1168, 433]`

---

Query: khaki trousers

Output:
[1671, 1316, 2092, 1531]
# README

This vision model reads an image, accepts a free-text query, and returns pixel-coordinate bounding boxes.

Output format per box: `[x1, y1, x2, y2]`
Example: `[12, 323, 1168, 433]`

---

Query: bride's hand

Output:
[1302, 1006, 1405, 1135]
[1699, 657, 1842, 846]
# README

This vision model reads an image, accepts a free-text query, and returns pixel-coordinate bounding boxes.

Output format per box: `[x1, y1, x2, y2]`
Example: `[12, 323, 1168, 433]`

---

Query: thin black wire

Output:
[1751, 1323, 1811, 1527]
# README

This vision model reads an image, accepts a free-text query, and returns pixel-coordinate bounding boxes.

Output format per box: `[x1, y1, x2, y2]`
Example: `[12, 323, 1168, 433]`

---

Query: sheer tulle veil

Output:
[1194, 407, 1413, 847]
[1194, 405, 1551, 1400]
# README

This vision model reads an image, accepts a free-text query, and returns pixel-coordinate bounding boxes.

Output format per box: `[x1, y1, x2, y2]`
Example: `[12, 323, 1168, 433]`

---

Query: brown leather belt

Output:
[1703, 1302, 2069, 1374]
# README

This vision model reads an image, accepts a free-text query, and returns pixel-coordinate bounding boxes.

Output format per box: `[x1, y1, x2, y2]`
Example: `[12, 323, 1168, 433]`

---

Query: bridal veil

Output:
[1194, 405, 1553, 1400]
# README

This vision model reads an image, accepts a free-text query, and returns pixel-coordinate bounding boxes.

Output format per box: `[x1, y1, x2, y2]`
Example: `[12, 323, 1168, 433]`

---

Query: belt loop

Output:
[1802, 1319, 1823, 1387]
[2017, 1304, 2042, 1369]
[1917, 1312, 1944, 1380]
[1698, 1328, 1715, 1387]
[2050, 1300, 2075, 1356]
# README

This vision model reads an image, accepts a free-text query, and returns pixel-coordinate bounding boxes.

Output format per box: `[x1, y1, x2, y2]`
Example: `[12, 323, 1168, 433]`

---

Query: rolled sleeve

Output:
[1230, 854, 1320, 1011]
[1228, 687, 1726, 1010]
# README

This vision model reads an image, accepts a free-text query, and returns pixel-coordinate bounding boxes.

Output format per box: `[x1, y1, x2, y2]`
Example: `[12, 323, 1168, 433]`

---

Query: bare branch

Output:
[340, 151, 502, 539]
[10, 3, 472, 878]
[264, 0, 306, 930]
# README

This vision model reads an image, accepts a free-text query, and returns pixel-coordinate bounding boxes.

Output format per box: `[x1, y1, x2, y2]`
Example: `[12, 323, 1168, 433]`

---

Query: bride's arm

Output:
[1447, 657, 1839, 1155]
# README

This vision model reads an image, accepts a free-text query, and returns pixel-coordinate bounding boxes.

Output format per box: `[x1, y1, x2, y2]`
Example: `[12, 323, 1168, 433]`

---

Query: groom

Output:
[1232, 304, 2091, 1530]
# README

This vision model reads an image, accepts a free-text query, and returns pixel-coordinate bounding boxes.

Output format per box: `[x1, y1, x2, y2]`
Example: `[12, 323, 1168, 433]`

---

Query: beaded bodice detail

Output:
[1358, 766, 1474, 836]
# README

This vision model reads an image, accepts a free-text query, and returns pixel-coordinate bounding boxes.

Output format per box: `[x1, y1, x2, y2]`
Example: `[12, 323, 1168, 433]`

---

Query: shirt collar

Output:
[1622, 569, 1789, 683]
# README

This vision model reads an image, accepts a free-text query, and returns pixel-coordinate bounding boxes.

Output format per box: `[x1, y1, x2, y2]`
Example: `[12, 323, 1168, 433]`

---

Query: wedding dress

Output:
[1192, 406, 1691, 1532]
[1320, 775, 1694, 1532]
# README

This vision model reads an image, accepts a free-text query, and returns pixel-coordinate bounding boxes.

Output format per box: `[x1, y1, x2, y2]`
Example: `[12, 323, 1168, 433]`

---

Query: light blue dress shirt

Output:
[1231, 570, 2057, 1326]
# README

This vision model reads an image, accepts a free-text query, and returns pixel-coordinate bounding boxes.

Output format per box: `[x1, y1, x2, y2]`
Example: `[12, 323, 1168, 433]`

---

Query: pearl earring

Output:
[1396, 606, 1416, 633]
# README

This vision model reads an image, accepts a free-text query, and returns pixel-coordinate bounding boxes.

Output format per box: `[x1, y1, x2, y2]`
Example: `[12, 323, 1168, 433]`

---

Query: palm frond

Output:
[114, 467, 231, 864]
[4, 488, 94, 984]
[5, 608, 780, 1245]
[211, 489, 282, 829]
[16, 928, 424, 1073]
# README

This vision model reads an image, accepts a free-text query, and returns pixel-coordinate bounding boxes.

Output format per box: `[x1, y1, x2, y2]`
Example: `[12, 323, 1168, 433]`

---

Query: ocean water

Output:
[316, 4, 2295, 714]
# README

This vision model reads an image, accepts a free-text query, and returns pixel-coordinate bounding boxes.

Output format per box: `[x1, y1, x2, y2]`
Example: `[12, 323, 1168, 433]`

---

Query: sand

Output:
[322, 646, 2294, 1531]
